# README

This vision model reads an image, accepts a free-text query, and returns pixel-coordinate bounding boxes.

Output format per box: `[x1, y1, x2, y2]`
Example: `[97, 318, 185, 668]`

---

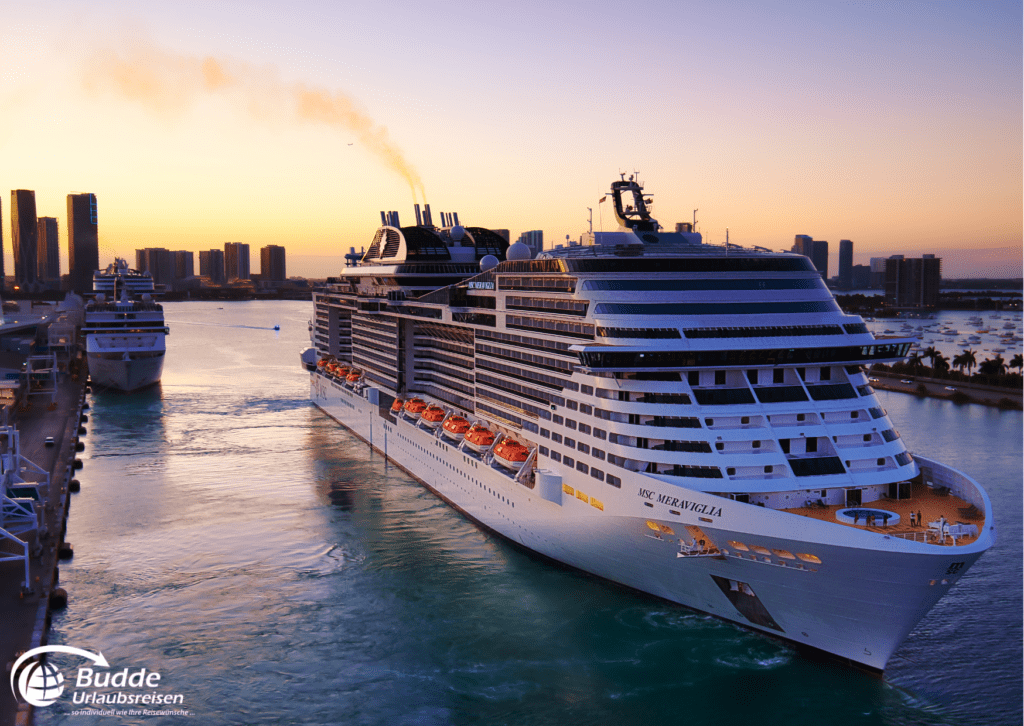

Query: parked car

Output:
[900, 379, 912, 384]
[44, 436, 55, 446]
[944, 386, 957, 392]
[869, 377, 879, 382]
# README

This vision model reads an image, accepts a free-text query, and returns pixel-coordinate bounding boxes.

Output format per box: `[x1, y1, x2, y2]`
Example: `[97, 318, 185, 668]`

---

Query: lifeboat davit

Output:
[441, 415, 470, 442]
[463, 424, 495, 454]
[391, 399, 405, 413]
[421, 405, 446, 428]
[493, 438, 530, 470]
[404, 398, 427, 419]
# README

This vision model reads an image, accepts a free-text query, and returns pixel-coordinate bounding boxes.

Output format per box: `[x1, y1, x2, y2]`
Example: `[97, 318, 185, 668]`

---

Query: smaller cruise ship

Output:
[83, 259, 168, 392]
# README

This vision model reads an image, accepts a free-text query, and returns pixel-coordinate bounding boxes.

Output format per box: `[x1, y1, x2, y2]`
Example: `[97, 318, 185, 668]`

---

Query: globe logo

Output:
[18, 661, 64, 707]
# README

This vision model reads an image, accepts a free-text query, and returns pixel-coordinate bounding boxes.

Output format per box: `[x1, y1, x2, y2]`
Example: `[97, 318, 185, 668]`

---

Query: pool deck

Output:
[782, 478, 984, 546]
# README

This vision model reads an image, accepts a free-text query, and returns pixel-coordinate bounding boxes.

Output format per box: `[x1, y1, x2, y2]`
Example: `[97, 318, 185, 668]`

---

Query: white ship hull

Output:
[88, 351, 165, 392]
[310, 371, 992, 671]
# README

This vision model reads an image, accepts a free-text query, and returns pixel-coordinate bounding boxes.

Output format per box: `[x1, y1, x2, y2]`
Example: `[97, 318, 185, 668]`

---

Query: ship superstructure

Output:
[302, 180, 994, 671]
[84, 259, 167, 392]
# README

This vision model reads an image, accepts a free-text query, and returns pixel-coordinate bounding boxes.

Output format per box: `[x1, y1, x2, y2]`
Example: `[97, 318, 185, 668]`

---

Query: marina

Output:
[32, 300, 1020, 726]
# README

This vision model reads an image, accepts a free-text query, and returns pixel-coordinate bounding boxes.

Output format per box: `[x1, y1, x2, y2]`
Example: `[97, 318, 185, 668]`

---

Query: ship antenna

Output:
[587, 207, 593, 235]
[693, 209, 698, 230]
[725, 227, 729, 256]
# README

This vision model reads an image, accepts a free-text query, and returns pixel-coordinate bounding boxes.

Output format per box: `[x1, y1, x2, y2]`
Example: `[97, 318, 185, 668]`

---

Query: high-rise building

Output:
[791, 235, 828, 278]
[11, 190, 38, 286]
[838, 239, 853, 289]
[260, 245, 286, 282]
[37, 217, 60, 282]
[224, 242, 250, 281]
[869, 257, 888, 289]
[135, 248, 174, 287]
[173, 250, 194, 281]
[516, 230, 543, 257]
[67, 193, 99, 293]
[884, 255, 942, 309]
[199, 249, 226, 283]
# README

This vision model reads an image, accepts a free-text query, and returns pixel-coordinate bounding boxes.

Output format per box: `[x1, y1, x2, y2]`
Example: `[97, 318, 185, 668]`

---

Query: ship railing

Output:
[890, 531, 929, 543]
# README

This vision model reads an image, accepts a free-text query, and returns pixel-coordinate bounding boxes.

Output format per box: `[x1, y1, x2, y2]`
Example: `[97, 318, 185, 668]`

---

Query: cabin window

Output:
[688, 371, 700, 386]
[747, 370, 758, 384]
[773, 369, 785, 384]
[863, 434, 871, 442]
[752, 440, 761, 448]
[578, 443, 590, 455]
[539, 446, 549, 456]
[764, 465, 773, 473]
[551, 433, 563, 444]
[563, 456, 575, 468]
[566, 419, 577, 430]
[592, 449, 605, 460]
[581, 385, 594, 395]
[578, 423, 591, 435]
[726, 467, 736, 475]
[820, 367, 831, 381]
[580, 404, 593, 415]
[715, 370, 726, 385]
[567, 400, 579, 411]
[780, 439, 791, 454]
[540, 428, 550, 438]
[564, 437, 576, 449]
[553, 415, 564, 425]
[806, 437, 818, 453]
[594, 428, 607, 440]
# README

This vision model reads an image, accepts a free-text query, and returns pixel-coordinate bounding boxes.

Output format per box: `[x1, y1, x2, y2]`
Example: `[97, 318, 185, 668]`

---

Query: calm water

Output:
[40, 301, 1022, 726]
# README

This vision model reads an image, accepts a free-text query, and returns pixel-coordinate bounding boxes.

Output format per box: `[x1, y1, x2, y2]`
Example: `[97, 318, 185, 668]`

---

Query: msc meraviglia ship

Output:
[301, 178, 994, 671]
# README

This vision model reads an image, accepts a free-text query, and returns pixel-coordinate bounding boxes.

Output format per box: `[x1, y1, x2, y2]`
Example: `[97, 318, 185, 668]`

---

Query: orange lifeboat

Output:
[317, 359, 328, 369]
[403, 398, 427, 419]
[493, 438, 530, 470]
[391, 399, 404, 413]
[463, 424, 495, 454]
[421, 405, 446, 428]
[345, 371, 362, 386]
[441, 415, 471, 442]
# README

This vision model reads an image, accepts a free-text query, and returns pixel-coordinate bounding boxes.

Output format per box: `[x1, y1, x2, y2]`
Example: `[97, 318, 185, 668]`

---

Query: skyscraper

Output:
[792, 235, 828, 278]
[199, 249, 226, 283]
[68, 193, 99, 293]
[838, 239, 853, 289]
[37, 217, 60, 282]
[173, 250, 194, 281]
[224, 242, 250, 281]
[884, 255, 942, 309]
[260, 245, 286, 282]
[516, 230, 543, 256]
[135, 248, 174, 287]
[11, 190, 38, 286]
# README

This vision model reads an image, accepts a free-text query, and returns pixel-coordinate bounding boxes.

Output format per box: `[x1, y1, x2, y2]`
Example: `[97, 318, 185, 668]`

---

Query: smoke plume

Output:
[83, 42, 425, 201]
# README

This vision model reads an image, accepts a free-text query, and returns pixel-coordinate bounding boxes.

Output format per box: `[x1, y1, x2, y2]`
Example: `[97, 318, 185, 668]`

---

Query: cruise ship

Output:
[83, 259, 168, 392]
[302, 178, 994, 671]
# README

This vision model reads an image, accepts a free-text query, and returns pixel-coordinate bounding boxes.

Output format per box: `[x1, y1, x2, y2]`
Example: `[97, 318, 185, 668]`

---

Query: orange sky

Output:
[1, 1, 1020, 278]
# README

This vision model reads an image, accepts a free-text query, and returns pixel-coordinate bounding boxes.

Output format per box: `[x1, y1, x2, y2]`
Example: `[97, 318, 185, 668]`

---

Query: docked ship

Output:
[302, 179, 994, 671]
[83, 258, 167, 392]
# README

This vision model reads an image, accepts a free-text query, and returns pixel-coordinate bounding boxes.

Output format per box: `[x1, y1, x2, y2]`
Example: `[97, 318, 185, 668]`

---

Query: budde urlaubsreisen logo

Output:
[11, 646, 189, 716]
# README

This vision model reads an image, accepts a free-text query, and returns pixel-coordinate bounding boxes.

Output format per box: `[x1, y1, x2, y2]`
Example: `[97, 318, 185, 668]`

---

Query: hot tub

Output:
[836, 508, 900, 527]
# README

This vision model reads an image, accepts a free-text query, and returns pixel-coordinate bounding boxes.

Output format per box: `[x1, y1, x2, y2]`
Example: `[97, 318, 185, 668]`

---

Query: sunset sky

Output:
[1, 0, 1020, 279]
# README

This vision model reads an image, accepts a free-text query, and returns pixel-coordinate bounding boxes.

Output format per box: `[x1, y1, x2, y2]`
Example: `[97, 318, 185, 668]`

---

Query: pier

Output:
[0, 302, 87, 726]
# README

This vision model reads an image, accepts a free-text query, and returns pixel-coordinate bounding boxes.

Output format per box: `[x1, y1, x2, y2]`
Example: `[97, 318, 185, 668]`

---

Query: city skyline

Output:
[0, 1, 1020, 280]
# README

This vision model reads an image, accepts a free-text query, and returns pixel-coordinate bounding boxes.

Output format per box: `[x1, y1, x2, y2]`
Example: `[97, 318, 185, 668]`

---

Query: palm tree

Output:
[962, 348, 978, 376]
[922, 346, 939, 369]
[952, 352, 969, 375]
[1011, 353, 1023, 374]
[932, 352, 950, 375]
[979, 355, 1007, 377]
[906, 352, 925, 374]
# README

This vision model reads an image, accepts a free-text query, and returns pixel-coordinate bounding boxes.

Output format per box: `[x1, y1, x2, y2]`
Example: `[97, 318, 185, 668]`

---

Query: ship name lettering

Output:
[637, 490, 721, 517]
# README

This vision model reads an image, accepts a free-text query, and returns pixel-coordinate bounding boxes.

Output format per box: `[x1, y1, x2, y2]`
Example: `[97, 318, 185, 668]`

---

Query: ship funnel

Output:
[380, 211, 387, 226]
[423, 204, 433, 227]
[453, 212, 460, 226]
[414, 204, 422, 226]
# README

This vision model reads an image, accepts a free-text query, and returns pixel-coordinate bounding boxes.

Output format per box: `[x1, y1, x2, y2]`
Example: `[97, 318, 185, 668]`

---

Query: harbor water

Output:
[41, 301, 1022, 725]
